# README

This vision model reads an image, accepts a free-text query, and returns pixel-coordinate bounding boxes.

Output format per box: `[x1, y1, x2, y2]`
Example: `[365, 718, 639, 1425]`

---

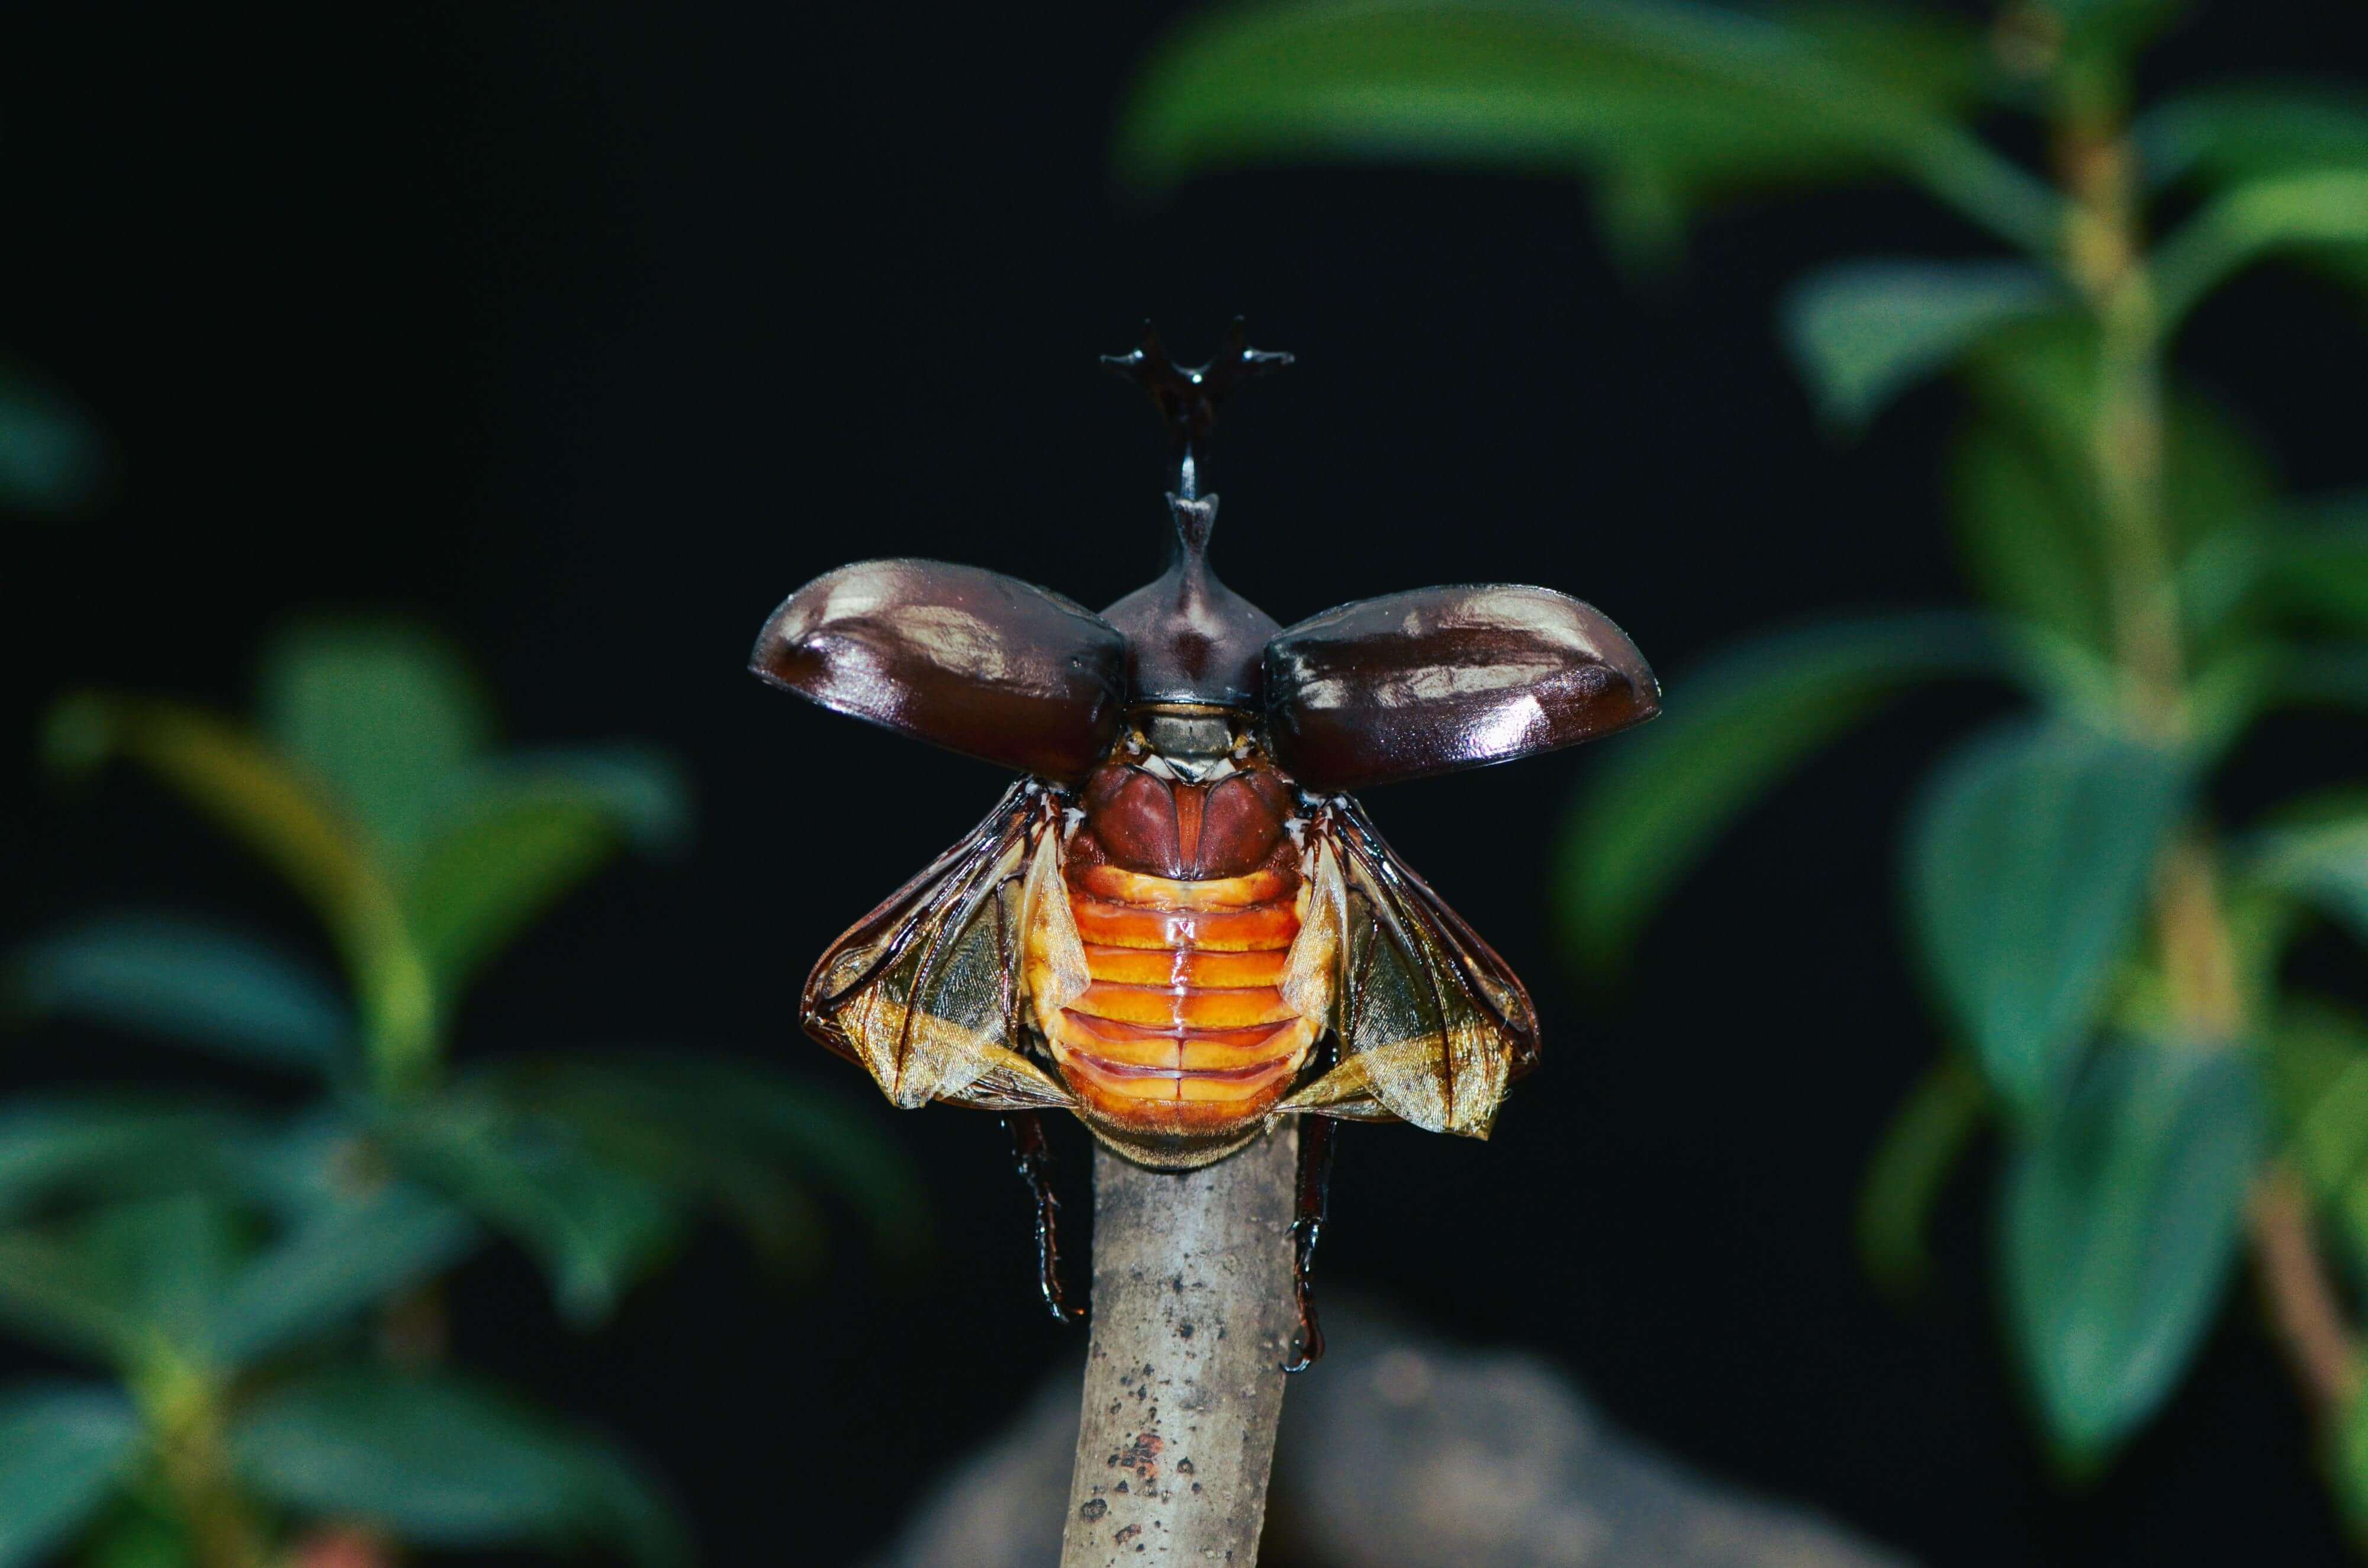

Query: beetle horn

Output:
[1102, 317, 1292, 507]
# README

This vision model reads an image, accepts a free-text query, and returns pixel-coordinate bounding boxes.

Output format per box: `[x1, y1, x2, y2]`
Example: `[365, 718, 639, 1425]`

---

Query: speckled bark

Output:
[1060, 1125, 1296, 1566]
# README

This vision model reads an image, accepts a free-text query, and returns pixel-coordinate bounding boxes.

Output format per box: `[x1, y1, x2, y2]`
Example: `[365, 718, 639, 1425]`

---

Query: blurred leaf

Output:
[0, 1383, 143, 1568]
[2274, 642, 2368, 710]
[8, 916, 351, 1077]
[2036, 0, 2184, 55]
[2153, 169, 2368, 327]
[2139, 83, 2368, 189]
[2222, 492, 2368, 633]
[0, 363, 108, 519]
[481, 1054, 928, 1273]
[80, 1503, 194, 1568]
[41, 696, 388, 945]
[1560, 611, 2010, 962]
[2334, 1382, 2368, 1542]
[2137, 83, 2368, 297]
[0, 1228, 147, 1364]
[1857, 1054, 1988, 1296]
[403, 749, 691, 996]
[2248, 808, 2368, 948]
[385, 1099, 681, 1326]
[233, 1369, 686, 1564]
[0, 1100, 259, 1224]
[1949, 413, 2112, 655]
[1905, 721, 2189, 1119]
[41, 695, 436, 1072]
[1953, 324, 2274, 660]
[260, 623, 490, 855]
[1116, 0, 2051, 250]
[85, 1196, 245, 1355]
[1782, 259, 2057, 427]
[207, 1180, 477, 1369]
[2264, 1000, 2368, 1207]
[2003, 1037, 2264, 1468]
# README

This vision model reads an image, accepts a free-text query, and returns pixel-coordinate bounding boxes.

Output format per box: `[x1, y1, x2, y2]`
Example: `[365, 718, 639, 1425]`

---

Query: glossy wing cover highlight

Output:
[752, 559, 1129, 781]
[1264, 584, 1660, 793]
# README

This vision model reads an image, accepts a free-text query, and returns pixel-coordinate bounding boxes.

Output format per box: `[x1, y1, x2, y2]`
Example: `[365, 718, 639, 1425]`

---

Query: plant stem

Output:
[141, 1361, 268, 1568]
[2055, 79, 2366, 1431]
[1060, 1128, 1296, 1567]
[2251, 1165, 2364, 1418]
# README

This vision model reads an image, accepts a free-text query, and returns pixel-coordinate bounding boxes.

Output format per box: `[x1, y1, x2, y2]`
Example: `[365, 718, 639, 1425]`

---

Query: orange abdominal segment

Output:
[1037, 864, 1317, 1141]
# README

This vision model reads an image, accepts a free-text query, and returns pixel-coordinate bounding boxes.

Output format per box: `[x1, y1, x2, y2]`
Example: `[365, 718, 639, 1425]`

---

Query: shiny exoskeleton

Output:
[752, 323, 1659, 1365]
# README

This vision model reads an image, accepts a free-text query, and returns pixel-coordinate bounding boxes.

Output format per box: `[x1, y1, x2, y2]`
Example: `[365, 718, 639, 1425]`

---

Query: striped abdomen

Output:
[1029, 754, 1325, 1149]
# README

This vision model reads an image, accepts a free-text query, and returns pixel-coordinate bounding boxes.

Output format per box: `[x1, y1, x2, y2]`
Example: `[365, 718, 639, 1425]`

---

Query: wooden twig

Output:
[1060, 1125, 1296, 1566]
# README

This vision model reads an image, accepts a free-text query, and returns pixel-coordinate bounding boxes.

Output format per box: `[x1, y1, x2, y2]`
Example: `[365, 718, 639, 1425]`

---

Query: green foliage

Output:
[1855, 1055, 1987, 1295]
[2003, 1037, 2264, 1468]
[8, 919, 352, 1078]
[7, 624, 921, 1564]
[0, 1385, 143, 1568]
[1560, 611, 2010, 961]
[1117, 0, 2052, 256]
[1905, 722, 2190, 1119]
[1122, 0, 2368, 1503]
[232, 1369, 687, 1566]
[1781, 260, 2059, 428]
[0, 360, 107, 519]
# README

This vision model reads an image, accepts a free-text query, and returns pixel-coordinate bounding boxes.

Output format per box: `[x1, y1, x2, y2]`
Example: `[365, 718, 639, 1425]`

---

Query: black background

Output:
[7, 4, 2367, 1564]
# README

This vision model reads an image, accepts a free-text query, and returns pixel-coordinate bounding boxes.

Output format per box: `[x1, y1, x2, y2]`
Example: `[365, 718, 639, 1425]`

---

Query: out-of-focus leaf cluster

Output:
[3, 625, 922, 1566]
[1121, 0, 2368, 1521]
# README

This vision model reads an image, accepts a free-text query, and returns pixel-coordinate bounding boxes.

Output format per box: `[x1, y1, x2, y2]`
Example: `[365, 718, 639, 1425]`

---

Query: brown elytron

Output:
[754, 323, 1659, 1356]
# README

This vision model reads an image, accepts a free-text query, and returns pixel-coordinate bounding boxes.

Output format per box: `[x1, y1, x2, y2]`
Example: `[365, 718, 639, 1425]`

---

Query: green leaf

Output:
[0, 1228, 153, 1365]
[80, 1502, 196, 1568]
[402, 749, 691, 994]
[2003, 1037, 2264, 1468]
[2248, 808, 2368, 948]
[2263, 1000, 2368, 1206]
[2332, 1380, 2368, 1541]
[8, 916, 351, 1077]
[1952, 321, 2276, 661]
[260, 622, 491, 855]
[1856, 1054, 1988, 1296]
[0, 362, 108, 519]
[1115, 0, 2052, 251]
[207, 1180, 477, 1369]
[480, 1054, 928, 1274]
[1781, 259, 2058, 427]
[1904, 721, 2190, 1119]
[83, 1196, 246, 1355]
[384, 1098, 682, 1326]
[232, 1369, 686, 1566]
[2275, 643, 2368, 710]
[0, 1100, 260, 1224]
[0, 1196, 262, 1367]
[0, 1384, 143, 1568]
[2139, 84, 2368, 190]
[2153, 169, 2368, 328]
[41, 694, 437, 1076]
[1559, 611, 2010, 961]
[2229, 492, 2368, 633]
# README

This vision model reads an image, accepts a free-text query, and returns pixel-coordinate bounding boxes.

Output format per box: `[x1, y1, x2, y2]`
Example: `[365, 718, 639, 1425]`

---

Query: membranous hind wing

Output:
[1282, 797, 1539, 1137]
[803, 783, 1074, 1113]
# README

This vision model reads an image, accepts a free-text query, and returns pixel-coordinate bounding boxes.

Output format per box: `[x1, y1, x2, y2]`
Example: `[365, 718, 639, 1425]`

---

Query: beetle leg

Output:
[1003, 1112, 1083, 1325]
[1283, 1114, 1336, 1372]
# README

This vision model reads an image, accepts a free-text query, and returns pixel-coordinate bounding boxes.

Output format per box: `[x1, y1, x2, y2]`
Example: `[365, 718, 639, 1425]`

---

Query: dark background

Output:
[6, 4, 2366, 1563]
